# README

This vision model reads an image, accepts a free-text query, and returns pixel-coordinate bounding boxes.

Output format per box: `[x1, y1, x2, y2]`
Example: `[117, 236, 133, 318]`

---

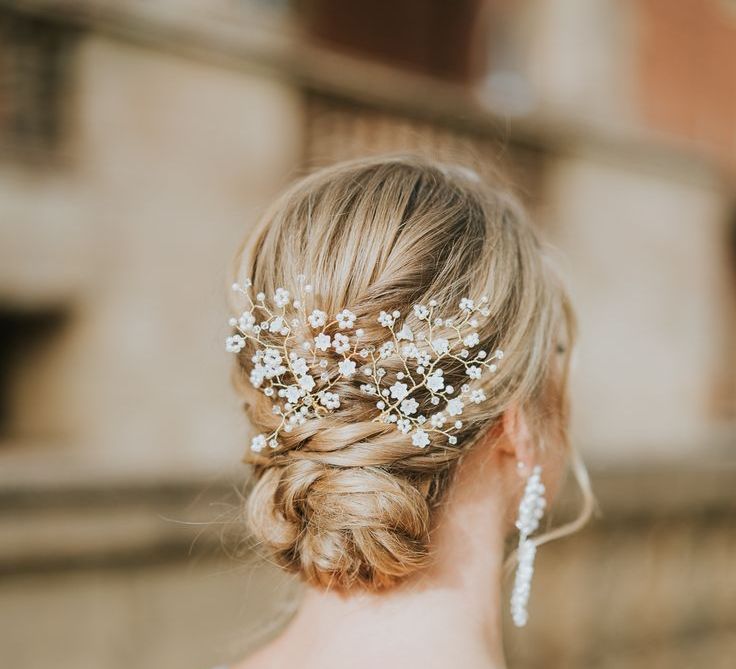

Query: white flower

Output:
[298, 374, 316, 391]
[413, 304, 429, 320]
[447, 398, 464, 416]
[274, 287, 290, 308]
[412, 429, 430, 448]
[360, 383, 376, 394]
[332, 333, 351, 354]
[225, 334, 245, 353]
[401, 343, 419, 358]
[238, 312, 256, 331]
[460, 297, 474, 311]
[430, 412, 446, 428]
[308, 310, 327, 328]
[336, 309, 356, 329]
[400, 398, 419, 415]
[432, 338, 450, 355]
[396, 323, 414, 341]
[291, 357, 309, 376]
[467, 365, 482, 379]
[314, 333, 331, 351]
[396, 418, 412, 434]
[378, 310, 395, 327]
[262, 349, 285, 377]
[426, 370, 445, 393]
[463, 332, 480, 347]
[338, 359, 357, 378]
[379, 341, 395, 359]
[389, 381, 409, 401]
[263, 348, 282, 367]
[471, 389, 486, 404]
[249, 366, 265, 388]
[319, 391, 340, 410]
[250, 434, 267, 452]
[284, 385, 301, 404]
[269, 316, 286, 333]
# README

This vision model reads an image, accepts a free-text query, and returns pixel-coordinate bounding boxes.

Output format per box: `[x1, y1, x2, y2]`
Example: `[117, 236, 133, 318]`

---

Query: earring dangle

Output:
[510, 463, 546, 627]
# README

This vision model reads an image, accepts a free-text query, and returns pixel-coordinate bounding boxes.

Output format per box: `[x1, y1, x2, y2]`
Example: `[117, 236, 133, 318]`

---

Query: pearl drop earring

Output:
[510, 464, 546, 627]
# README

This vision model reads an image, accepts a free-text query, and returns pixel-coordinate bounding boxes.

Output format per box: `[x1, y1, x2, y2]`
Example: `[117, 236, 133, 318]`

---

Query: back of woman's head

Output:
[227, 154, 577, 591]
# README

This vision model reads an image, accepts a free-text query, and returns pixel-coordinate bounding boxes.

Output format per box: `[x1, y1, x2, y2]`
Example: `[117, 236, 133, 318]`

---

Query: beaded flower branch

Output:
[226, 274, 503, 453]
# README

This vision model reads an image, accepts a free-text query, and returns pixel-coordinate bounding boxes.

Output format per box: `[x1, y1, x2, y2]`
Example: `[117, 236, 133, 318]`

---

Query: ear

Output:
[499, 403, 535, 475]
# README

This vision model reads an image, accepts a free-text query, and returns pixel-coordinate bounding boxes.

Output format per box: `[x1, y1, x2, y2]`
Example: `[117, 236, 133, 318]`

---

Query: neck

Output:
[278, 447, 511, 669]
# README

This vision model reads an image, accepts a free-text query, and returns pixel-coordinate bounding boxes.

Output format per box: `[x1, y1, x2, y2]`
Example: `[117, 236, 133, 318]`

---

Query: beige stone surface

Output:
[543, 151, 730, 461]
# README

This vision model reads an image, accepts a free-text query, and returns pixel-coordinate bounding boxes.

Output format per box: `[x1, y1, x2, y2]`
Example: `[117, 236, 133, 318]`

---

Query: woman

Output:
[222, 154, 593, 669]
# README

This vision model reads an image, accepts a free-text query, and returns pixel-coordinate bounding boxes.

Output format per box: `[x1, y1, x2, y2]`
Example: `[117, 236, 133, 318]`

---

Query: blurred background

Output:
[0, 0, 734, 667]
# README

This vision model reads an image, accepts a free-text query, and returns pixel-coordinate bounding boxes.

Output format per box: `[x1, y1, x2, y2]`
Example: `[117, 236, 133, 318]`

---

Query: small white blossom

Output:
[396, 418, 412, 434]
[430, 412, 446, 428]
[284, 385, 301, 404]
[225, 334, 245, 353]
[426, 370, 445, 393]
[332, 332, 351, 354]
[467, 365, 482, 379]
[378, 310, 395, 327]
[250, 434, 267, 453]
[249, 367, 265, 388]
[471, 389, 486, 404]
[360, 383, 376, 394]
[338, 359, 357, 377]
[432, 338, 450, 355]
[269, 316, 286, 333]
[400, 398, 419, 415]
[238, 312, 256, 331]
[318, 391, 340, 410]
[379, 341, 395, 359]
[263, 348, 281, 367]
[463, 332, 480, 347]
[413, 304, 429, 320]
[336, 309, 357, 329]
[308, 310, 327, 328]
[291, 357, 309, 376]
[412, 429, 430, 448]
[314, 333, 331, 351]
[389, 381, 409, 401]
[460, 297, 474, 311]
[274, 287, 290, 308]
[298, 374, 316, 391]
[447, 398, 464, 416]
[396, 323, 414, 341]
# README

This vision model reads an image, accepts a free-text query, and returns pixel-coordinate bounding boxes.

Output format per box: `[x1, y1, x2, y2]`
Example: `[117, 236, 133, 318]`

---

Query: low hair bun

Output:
[246, 454, 431, 589]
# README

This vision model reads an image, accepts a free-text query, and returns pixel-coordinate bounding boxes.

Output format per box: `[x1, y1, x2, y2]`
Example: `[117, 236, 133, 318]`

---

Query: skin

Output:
[231, 403, 569, 669]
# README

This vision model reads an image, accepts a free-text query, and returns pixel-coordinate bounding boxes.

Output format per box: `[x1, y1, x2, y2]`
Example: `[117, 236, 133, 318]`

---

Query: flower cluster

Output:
[226, 274, 504, 453]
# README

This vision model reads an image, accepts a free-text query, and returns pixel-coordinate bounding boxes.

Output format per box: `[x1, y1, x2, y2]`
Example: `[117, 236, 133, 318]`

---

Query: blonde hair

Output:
[228, 154, 593, 591]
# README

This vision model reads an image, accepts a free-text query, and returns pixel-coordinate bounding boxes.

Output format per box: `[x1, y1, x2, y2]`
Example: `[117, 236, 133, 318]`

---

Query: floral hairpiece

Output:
[226, 274, 503, 453]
